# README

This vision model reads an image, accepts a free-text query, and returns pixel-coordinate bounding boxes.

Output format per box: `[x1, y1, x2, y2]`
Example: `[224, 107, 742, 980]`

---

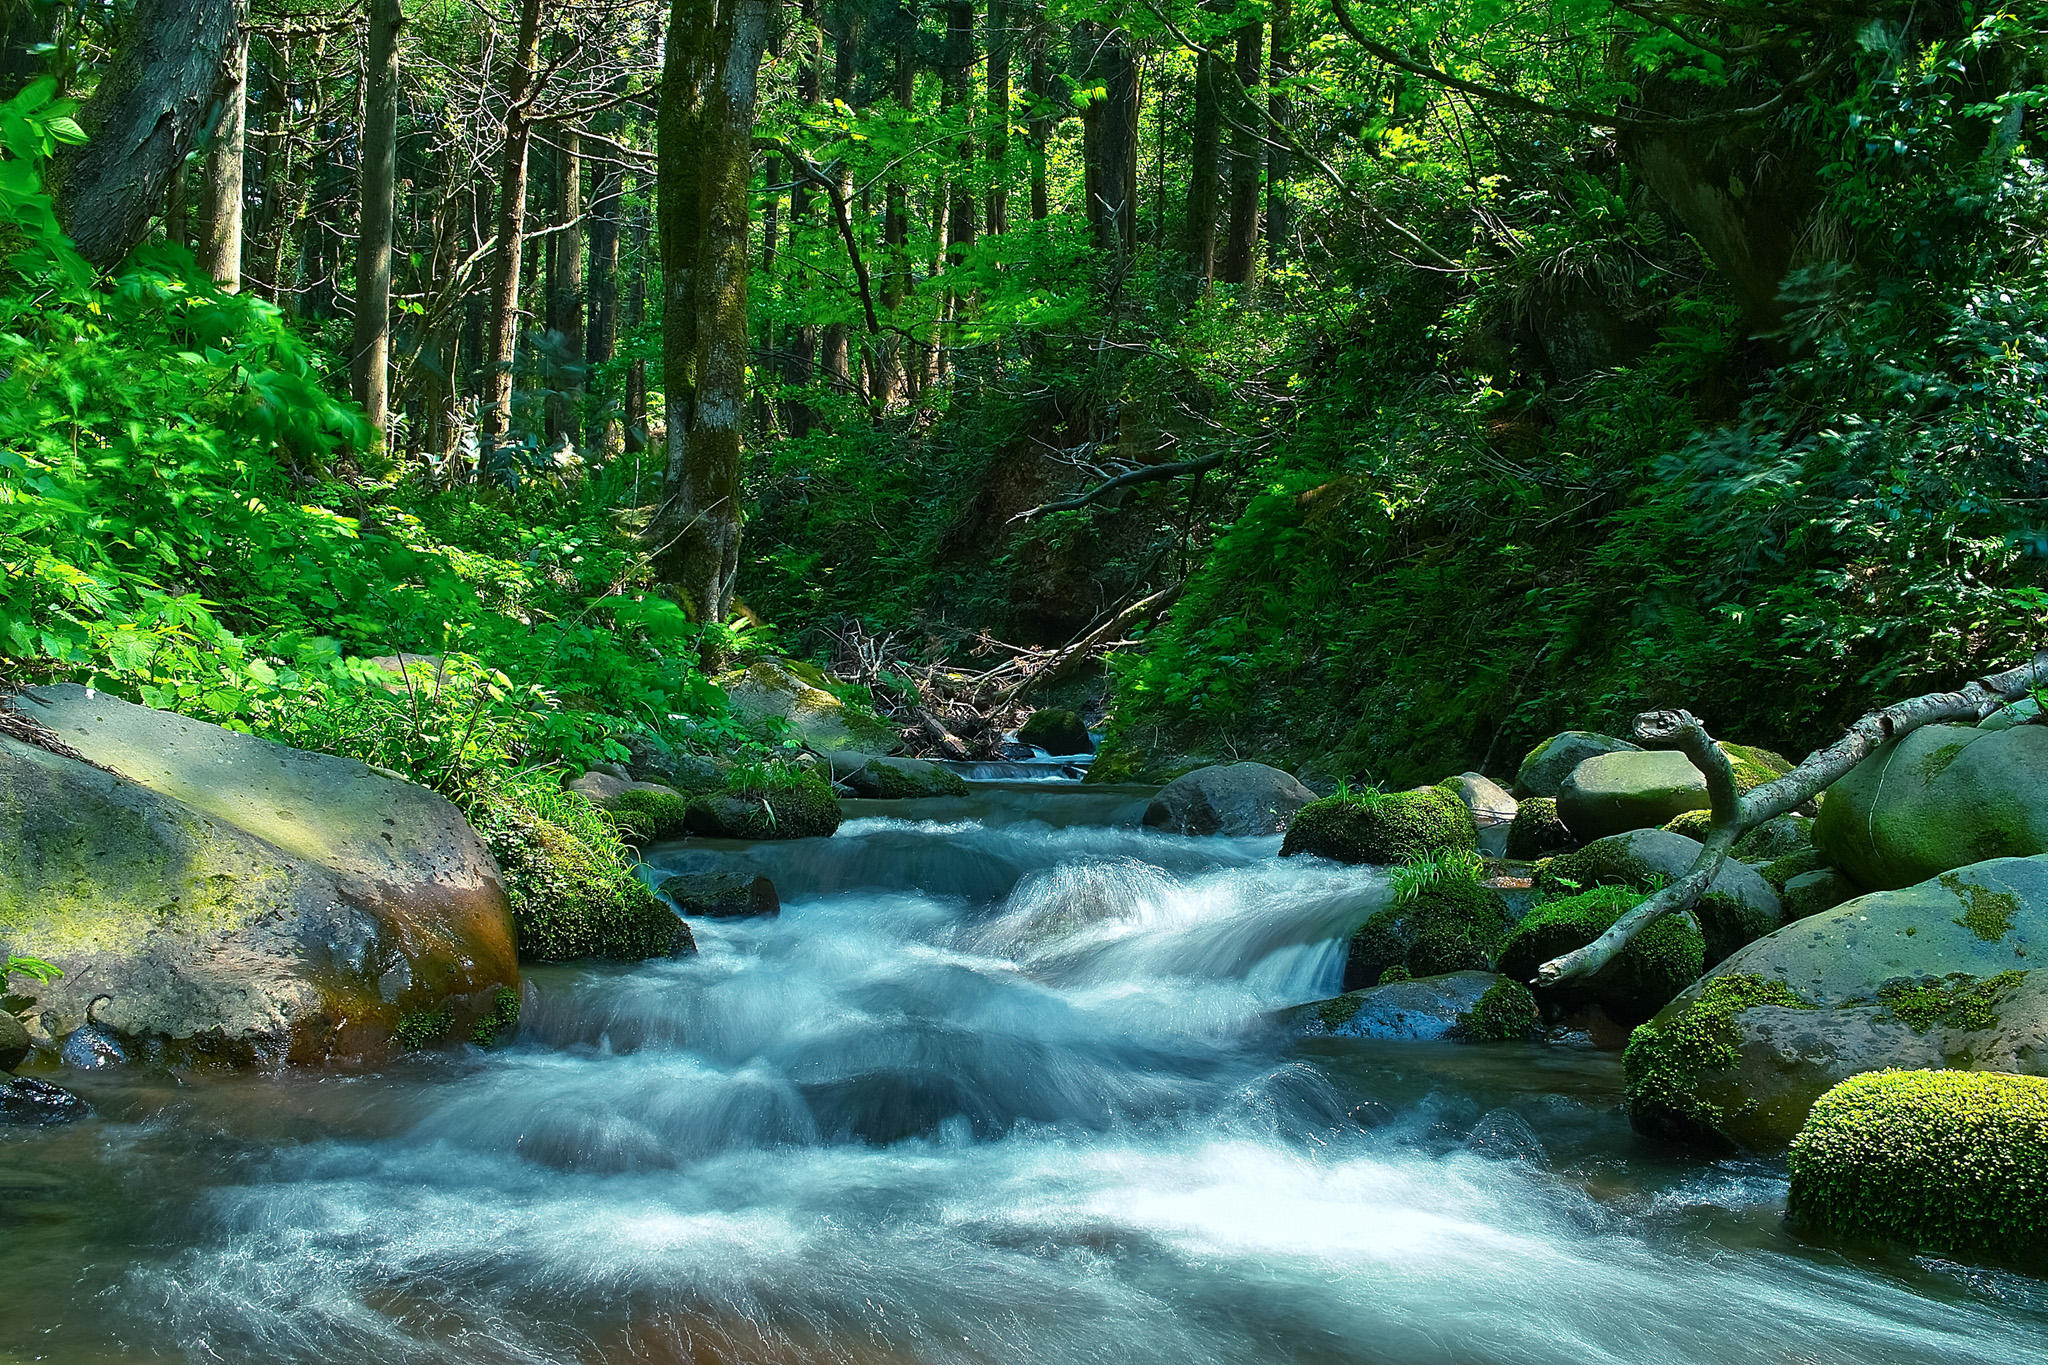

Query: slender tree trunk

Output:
[350, 0, 402, 435]
[547, 124, 585, 446]
[984, 0, 1009, 238]
[164, 165, 190, 250]
[1185, 48, 1220, 283]
[1027, 10, 1049, 221]
[780, 0, 822, 437]
[875, 5, 916, 409]
[624, 202, 650, 455]
[480, 0, 547, 452]
[55, 0, 242, 269]
[650, 0, 771, 625]
[587, 119, 625, 458]
[1220, 20, 1262, 285]
[819, 2, 859, 396]
[942, 0, 975, 263]
[249, 37, 289, 301]
[198, 27, 248, 290]
[1265, 0, 1292, 268]
[1079, 22, 1137, 258]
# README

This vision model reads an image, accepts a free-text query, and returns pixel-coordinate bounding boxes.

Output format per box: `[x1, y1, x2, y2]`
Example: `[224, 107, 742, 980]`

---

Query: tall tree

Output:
[350, 0, 404, 435]
[53, 0, 243, 269]
[197, 25, 248, 290]
[1184, 44, 1220, 282]
[479, 0, 548, 453]
[1079, 21, 1137, 258]
[984, 0, 1009, 238]
[586, 122, 625, 458]
[1219, 19, 1261, 285]
[546, 121, 585, 445]
[1025, 5, 1050, 221]
[1264, 0, 1291, 267]
[649, 0, 771, 624]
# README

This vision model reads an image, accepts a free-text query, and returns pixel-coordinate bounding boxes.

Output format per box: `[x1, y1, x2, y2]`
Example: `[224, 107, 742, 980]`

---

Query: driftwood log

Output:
[1538, 649, 2048, 985]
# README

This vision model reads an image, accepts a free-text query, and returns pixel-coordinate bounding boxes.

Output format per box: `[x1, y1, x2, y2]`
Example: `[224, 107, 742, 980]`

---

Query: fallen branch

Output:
[999, 581, 1185, 704]
[1012, 452, 1227, 522]
[1537, 649, 2048, 985]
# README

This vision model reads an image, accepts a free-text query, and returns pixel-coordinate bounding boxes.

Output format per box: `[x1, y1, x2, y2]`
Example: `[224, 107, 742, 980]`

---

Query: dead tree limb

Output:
[1012, 453, 1227, 522]
[1001, 580, 1185, 703]
[1537, 648, 2048, 985]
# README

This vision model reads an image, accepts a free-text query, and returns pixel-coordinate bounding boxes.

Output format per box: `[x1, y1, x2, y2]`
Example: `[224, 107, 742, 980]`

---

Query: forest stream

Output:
[3, 783, 2045, 1365]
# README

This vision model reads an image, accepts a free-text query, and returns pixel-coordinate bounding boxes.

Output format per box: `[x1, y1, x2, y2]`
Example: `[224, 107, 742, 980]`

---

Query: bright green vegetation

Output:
[1281, 786, 1476, 865]
[1789, 1069, 2048, 1258]
[1460, 978, 1539, 1043]
[1941, 872, 2022, 942]
[470, 987, 523, 1047]
[1495, 884, 1705, 1023]
[686, 769, 844, 841]
[477, 800, 694, 961]
[1347, 852, 1513, 987]
[1877, 972, 2027, 1034]
[1507, 798, 1575, 861]
[393, 1006, 453, 1050]
[1625, 974, 1815, 1142]
[608, 789, 692, 842]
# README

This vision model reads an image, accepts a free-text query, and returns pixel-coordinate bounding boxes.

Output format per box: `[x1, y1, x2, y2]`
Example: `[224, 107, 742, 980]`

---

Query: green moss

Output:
[1506, 796, 1576, 859]
[1662, 809, 1716, 839]
[1344, 869, 1512, 988]
[1732, 816, 1814, 864]
[607, 788, 690, 841]
[1760, 846, 1826, 894]
[1460, 977, 1539, 1042]
[1281, 786, 1477, 865]
[1695, 890, 1775, 967]
[1532, 838, 1660, 898]
[469, 986, 521, 1046]
[1315, 994, 1365, 1030]
[478, 807, 695, 961]
[1912, 740, 1971, 784]
[865, 760, 970, 799]
[1720, 742, 1793, 794]
[1788, 1069, 2048, 1257]
[1496, 884, 1705, 1022]
[394, 1005, 452, 1049]
[1878, 971, 2026, 1033]
[1624, 974, 1815, 1142]
[1939, 871, 2020, 941]
[686, 772, 843, 840]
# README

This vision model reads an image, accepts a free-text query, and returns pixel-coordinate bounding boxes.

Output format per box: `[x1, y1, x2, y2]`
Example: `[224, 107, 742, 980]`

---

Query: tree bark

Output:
[479, 0, 547, 452]
[1537, 650, 2048, 985]
[941, 0, 975, 264]
[1219, 20, 1261, 285]
[54, 0, 242, 270]
[1265, 0, 1292, 267]
[1184, 48, 1220, 283]
[0, 0, 61, 103]
[546, 123, 585, 446]
[984, 0, 1009, 238]
[349, 0, 402, 435]
[586, 118, 625, 458]
[649, 0, 771, 625]
[819, 1, 860, 396]
[197, 27, 247, 290]
[1079, 22, 1137, 258]
[624, 202, 650, 456]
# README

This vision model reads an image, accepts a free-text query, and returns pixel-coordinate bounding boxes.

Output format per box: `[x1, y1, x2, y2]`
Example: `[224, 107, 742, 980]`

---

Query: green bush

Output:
[1496, 885, 1704, 1023]
[1624, 973, 1813, 1144]
[1281, 786, 1476, 865]
[1788, 1069, 2048, 1258]
[1460, 977, 1540, 1042]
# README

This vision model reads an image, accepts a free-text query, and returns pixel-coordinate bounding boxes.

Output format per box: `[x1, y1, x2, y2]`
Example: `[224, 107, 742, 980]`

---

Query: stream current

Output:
[5, 783, 2047, 1364]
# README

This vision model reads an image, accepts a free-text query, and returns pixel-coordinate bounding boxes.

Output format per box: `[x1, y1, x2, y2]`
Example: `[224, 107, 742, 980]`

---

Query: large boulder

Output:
[1280, 786, 1477, 865]
[1506, 796, 1577, 859]
[1496, 886, 1706, 1025]
[1535, 828, 1783, 957]
[1513, 731, 1639, 798]
[1143, 762, 1315, 837]
[826, 753, 970, 800]
[1290, 970, 1504, 1041]
[1813, 723, 2048, 892]
[1017, 708, 1094, 756]
[1440, 772, 1517, 857]
[0, 685, 518, 1065]
[1556, 749, 1710, 840]
[1623, 854, 2048, 1151]
[721, 658, 900, 755]
[1344, 876, 1516, 991]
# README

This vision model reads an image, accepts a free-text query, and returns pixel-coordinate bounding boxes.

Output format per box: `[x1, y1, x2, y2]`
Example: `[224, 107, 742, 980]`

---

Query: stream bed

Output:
[4, 784, 2047, 1364]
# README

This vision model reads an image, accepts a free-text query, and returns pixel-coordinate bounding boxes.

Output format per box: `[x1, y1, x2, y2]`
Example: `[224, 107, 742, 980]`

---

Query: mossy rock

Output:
[1017, 708, 1094, 755]
[1459, 976, 1540, 1042]
[658, 871, 781, 918]
[1495, 885, 1706, 1024]
[1345, 876, 1514, 991]
[1662, 809, 1715, 840]
[720, 658, 901, 755]
[1759, 845, 1827, 894]
[1506, 796, 1576, 859]
[1513, 731, 1640, 799]
[1719, 742, 1794, 793]
[1556, 749, 1712, 841]
[1733, 815, 1814, 865]
[1281, 786, 1477, 865]
[1788, 1069, 2048, 1259]
[1290, 970, 1503, 1041]
[685, 774, 843, 840]
[1782, 867, 1857, 921]
[832, 754, 970, 800]
[609, 788, 690, 840]
[480, 813, 695, 961]
[1534, 829, 1781, 930]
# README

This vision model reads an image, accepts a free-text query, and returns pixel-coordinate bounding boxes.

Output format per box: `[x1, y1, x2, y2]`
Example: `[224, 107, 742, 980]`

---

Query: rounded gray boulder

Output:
[1144, 762, 1316, 837]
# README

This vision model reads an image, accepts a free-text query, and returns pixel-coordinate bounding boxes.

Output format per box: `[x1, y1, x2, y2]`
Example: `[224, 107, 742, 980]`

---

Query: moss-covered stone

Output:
[1460, 976, 1539, 1042]
[1533, 829, 1781, 930]
[608, 787, 691, 841]
[1759, 846, 1827, 893]
[1781, 867, 1857, 920]
[469, 986, 522, 1046]
[1556, 749, 1712, 840]
[1662, 809, 1716, 839]
[1018, 708, 1094, 755]
[1788, 1069, 2048, 1258]
[481, 812, 695, 961]
[1625, 973, 1815, 1146]
[1877, 971, 2026, 1033]
[720, 658, 901, 755]
[1695, 890, 1777, 967]
[860, 757, 971, 799]
[685, 773, 844, 840]
[1496, 884, 1706, 1024]
[1719, 742, 1794, 793]
[1344, 874, 1514, 990]
[1732, 815, 1814, 864]
[1281, 786, 1477, 865]
[1513, 731, 1640, 799]
[394, 1005, 453, 1049]
[1506, 796, 1577, 859]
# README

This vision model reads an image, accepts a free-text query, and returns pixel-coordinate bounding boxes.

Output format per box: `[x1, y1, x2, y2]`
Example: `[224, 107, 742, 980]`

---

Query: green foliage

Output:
[1388, 847, 1487, 904]
[470, 987, 522, 1047]
[1788, 1069, 2048, 1258]
[394, 1006, 453, 1050]
[1460, 977, 1540, 1043]
[2, 955, 61, 985]
[1878, 971, 2027, 1034]
[1496, 884, 1705, 1023]
[1281, 785, 1477, 864]
[1624, 973, 1814, 1142]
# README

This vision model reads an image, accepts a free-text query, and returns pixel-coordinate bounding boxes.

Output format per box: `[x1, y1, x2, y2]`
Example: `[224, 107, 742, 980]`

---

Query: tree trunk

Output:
[985, 0, 1009, 238]
[1265, 0, 1292, 267]
[624, 202, 650, 455]
[586, 120, 625, 459]
[819, 2, 860, 396]
[1079, 22, 1136, 258]
[479, 0, 547, 451]
[197, 27, 247, 290]
[547, 124, 585, 446]
[874, 5, 916, 409]
[54, 0, 242, 270]
[1219, 20, 1261, 285]
[349, 0, 402, 435]
[249, 37, 289, 301]
[1027, 10, 1050, 221]
[649, 0, 771, 625]
[942, 0, 975, 264]
[1184, 48, 1220, 283]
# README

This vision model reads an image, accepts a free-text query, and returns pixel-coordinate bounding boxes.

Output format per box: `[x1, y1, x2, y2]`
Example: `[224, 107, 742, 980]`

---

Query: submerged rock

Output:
[0, 1075, 89, 1125]
[0, 685, 518, 1065]
[1513, 731, 1640, 799]
[1623, 854, 2048, 1151]
[1813, 723, 2048, 891]
[1280, 786, 1477, 865]
[0, 1008, 26, 1072]
[1291, 970, 1503, 1041]
[1143, 762, 1315, 837]
[659, 872, 781, 918]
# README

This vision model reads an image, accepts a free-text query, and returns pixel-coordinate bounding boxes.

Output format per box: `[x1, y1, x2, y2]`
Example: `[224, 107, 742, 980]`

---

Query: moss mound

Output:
[1282, 786, 1476, 865]
[1663, 809, 1716, 839]
[1732, 815, 1813, 864]
[1624, 973, 1813, 1145]
[608, 788, 690, 841]
[481, 811, 696, 960]
[1694, 890, 1776, 967]
[1533, 839, 1659, 898]
[1460, 977, 1540, 1042]
[1345, 873, 1514, 990]
[1017, 708, 1093, 755]
[1495, 885, 1705, 1023]
[1720, 742, 1794, 793]
[1507, 797, 1576, 859]
[864, 758, 970, 799]
[1759, 846, 1827, 893]
[686, 773, 844, 840]
[1788, 1069, 2048, 1258]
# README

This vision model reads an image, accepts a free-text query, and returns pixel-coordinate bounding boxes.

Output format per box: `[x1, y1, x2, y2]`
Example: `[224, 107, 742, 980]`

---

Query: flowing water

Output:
[5, 784, 2047, 1364]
